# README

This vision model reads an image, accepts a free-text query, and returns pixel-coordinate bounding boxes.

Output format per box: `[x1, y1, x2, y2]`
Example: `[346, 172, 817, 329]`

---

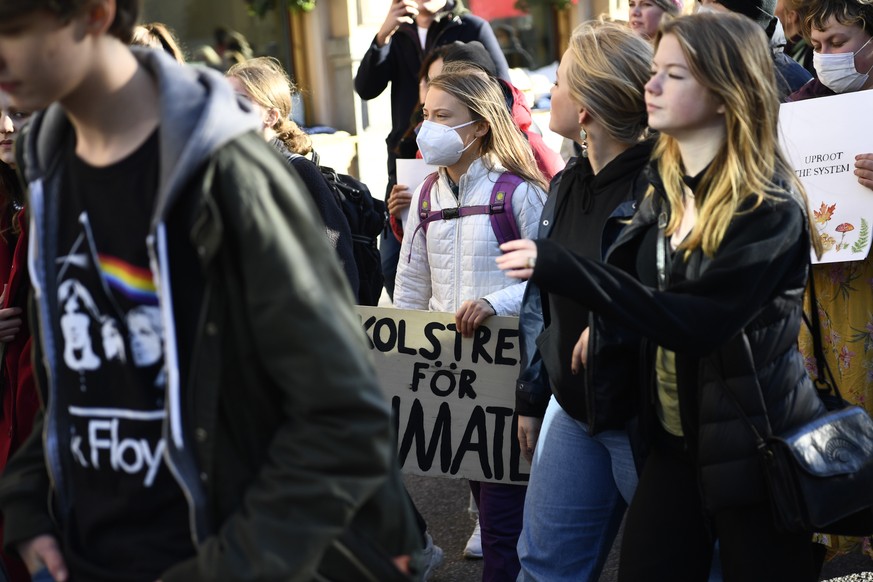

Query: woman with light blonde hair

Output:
[424, 65, 548, 192]
[499, 13, 824, 581]
[508, 19, 655, 582]
[226, 57, 359, 299]
[227, 57, 312, 156]
[394, 67, 547, 582]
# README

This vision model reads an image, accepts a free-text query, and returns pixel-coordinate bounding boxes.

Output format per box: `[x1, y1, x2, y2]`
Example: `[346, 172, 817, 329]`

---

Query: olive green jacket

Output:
[0, 48, 420, 582]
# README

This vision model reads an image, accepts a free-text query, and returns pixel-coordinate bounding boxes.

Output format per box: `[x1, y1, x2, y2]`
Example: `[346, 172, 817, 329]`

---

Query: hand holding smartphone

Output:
[377, 0, 420, 47]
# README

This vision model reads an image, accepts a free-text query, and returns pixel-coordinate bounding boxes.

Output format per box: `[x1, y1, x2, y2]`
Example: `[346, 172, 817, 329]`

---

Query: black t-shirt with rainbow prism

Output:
[53, 130, 195, 581]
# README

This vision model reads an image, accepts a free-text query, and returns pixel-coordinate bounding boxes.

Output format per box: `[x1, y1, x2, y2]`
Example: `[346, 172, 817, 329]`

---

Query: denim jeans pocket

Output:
[30, 568, 56, 582]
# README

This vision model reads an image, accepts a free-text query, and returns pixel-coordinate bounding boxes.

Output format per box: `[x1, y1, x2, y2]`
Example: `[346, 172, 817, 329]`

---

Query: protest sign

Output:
[779, 91, 873, 263]
[395, 158, 437, 224]
[357, 306, 530, 484]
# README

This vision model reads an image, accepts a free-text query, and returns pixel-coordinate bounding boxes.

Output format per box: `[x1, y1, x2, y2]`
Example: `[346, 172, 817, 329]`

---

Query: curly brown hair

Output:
[806, 0, 873, 38]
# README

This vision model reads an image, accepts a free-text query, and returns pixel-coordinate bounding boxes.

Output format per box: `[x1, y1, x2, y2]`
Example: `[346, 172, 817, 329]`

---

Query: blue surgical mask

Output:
[813, 36, 873, 93]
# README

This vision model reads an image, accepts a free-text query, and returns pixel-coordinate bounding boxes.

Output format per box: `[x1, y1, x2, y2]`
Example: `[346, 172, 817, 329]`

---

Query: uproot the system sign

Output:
[357, 307, 531, 484]
[779, 90, 873, 263]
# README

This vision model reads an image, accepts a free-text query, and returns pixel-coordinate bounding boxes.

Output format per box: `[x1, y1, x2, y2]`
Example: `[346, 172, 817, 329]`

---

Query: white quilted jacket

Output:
[394, 156, 547, 315]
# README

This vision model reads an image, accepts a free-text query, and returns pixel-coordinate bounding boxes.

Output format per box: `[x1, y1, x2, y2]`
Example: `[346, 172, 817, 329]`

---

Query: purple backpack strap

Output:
[407, 172, 441, 262]
[406, 172, 524, 262]
[418, 172, 441, 228]
[489, 173, 524, 245]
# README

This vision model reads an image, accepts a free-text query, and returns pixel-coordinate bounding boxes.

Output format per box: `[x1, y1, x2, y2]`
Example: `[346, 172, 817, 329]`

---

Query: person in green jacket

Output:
[0, 1, 421, 581]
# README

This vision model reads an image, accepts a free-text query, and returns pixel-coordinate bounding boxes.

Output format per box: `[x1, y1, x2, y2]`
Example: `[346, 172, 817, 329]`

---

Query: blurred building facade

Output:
[141, 0, 626, 183]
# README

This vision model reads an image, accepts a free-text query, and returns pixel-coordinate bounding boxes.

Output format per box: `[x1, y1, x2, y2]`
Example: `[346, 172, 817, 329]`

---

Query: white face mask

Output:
[813, 36, 873, 93]
[416, 119, 479, 167]
[696, 4, 717, 14]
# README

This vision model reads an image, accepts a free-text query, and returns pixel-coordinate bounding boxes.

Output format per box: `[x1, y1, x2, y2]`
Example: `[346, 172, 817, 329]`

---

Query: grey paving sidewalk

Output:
[405, 471, 873, 581]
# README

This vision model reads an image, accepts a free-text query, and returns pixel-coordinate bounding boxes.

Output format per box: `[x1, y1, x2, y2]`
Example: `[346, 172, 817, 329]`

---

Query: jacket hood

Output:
[503, 81, 532, 132]
[22, 47, 261, 229]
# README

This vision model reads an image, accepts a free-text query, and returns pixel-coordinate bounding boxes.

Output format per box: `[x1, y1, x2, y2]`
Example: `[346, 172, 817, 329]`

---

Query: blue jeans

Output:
[30, 569, 56, 582]
[517, 396, 638, 582]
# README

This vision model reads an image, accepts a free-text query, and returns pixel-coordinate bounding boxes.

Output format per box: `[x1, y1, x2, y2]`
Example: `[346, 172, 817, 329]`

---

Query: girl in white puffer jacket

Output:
[394, 64, 548, 582]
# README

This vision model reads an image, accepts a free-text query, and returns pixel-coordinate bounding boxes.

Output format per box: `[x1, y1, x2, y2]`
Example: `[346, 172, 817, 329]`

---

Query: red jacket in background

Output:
[0, 208, 39, 582]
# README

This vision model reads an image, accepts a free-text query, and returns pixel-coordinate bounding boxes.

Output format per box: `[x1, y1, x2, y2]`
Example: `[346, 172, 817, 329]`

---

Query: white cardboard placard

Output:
[779, 91, 873, 263]
[395, 159, 438, 225]
[357, 306, 530, 484]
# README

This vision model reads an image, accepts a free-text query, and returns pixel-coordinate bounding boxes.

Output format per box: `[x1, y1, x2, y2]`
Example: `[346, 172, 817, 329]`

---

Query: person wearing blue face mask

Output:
[394, 65, 547, 582]
[787, 0, 873, 568]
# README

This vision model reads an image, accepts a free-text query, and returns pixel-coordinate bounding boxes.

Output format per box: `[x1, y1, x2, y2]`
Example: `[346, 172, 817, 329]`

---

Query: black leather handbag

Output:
[720, 271, 873, 535]
[757, 405, 873, 534]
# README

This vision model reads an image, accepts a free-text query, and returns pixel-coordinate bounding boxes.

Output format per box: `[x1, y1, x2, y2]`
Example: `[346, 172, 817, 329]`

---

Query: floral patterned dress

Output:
[799, 208, 873, 557]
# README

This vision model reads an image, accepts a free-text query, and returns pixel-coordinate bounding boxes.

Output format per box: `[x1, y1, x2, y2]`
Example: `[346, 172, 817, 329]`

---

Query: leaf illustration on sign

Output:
[852, 219, 870, 254]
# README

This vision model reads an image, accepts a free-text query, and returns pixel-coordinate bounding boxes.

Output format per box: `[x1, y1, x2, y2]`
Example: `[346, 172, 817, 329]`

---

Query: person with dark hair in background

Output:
[354, 0, 509, 301]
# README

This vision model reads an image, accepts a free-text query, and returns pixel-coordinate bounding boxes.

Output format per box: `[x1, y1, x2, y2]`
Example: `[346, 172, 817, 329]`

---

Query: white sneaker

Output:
[463, 518, 483, 559]
[422, 532, 444, 580]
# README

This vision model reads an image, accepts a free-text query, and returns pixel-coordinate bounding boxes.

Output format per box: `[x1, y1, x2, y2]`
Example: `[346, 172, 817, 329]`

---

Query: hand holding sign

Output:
[455, 299, 496, 338]
[856, 153, 873, 190]
[388, 183, 413, 220]
[358, 306, 530, 484]
[779, 91, 873, 262]
[396, 159, 438, 224]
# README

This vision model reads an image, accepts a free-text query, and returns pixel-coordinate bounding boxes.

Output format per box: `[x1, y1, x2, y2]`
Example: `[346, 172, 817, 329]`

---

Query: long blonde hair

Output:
[565, 20, 652, 144]
[427, 66, 548, 191]
[226, 57, 312, 155]
[654, 13, 821, 258]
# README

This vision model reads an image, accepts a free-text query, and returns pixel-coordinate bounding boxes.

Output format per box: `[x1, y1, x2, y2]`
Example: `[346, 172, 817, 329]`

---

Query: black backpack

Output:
[311, 151, 387, 306]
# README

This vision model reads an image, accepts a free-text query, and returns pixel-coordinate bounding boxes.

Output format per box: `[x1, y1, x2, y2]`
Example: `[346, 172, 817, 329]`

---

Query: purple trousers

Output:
[470, 480, 527, 582]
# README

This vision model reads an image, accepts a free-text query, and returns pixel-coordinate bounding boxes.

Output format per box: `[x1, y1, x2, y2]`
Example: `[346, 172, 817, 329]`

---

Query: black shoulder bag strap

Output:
[802, 261, 845, 407]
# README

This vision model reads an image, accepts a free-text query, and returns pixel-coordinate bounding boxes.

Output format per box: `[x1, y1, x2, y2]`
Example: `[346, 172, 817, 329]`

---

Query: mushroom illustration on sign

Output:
[835, 222, 855, 251]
